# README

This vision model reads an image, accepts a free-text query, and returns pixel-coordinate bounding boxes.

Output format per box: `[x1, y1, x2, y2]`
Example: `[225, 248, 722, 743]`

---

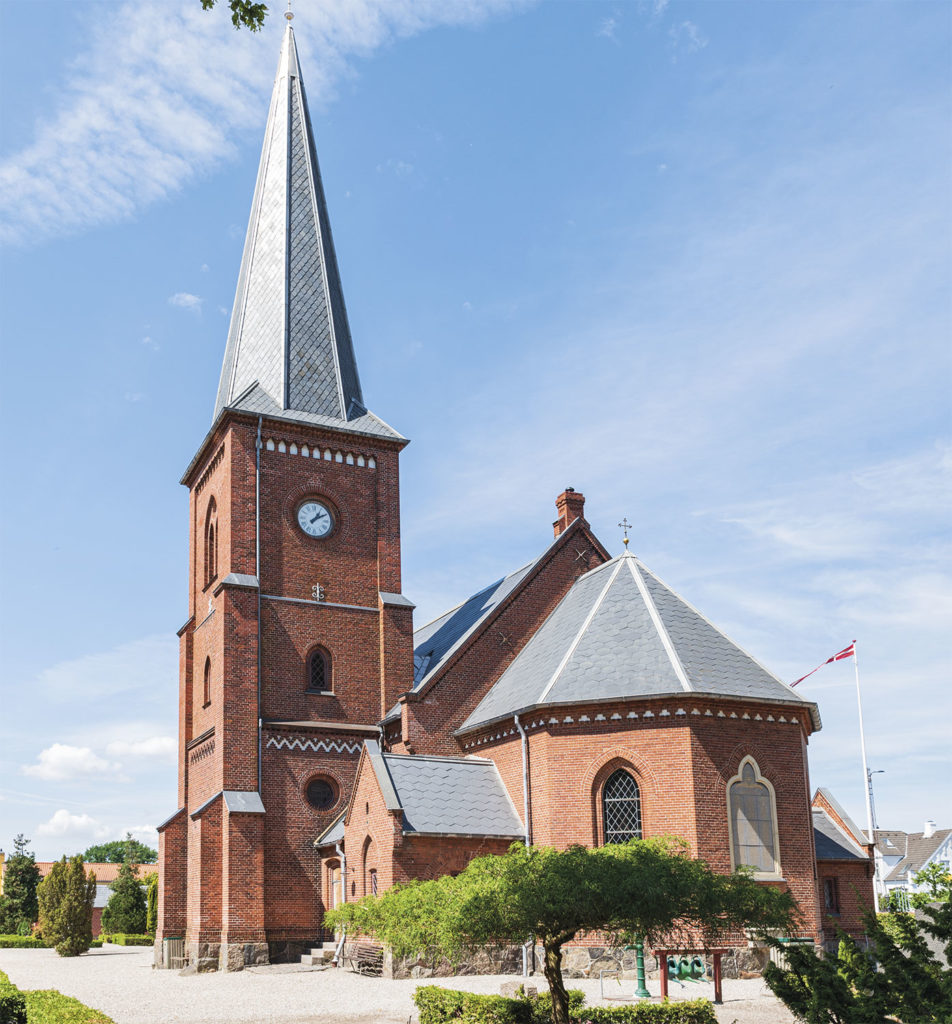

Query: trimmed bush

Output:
[0, 934, 47, 948]
[0, 983, 27, 1024]
[102, 933, 153, 946]
[413, 987, 714, 1024]
[23, 990, 116, 1024]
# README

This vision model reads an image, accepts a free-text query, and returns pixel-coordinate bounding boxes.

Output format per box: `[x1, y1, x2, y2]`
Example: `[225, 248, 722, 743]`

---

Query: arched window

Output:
[727, 757, 780, 876]
[602, 768, 642, 844]
[204, 498, 218, 588]
[202, 657, 212, 707]
[306, 646, 332, 693]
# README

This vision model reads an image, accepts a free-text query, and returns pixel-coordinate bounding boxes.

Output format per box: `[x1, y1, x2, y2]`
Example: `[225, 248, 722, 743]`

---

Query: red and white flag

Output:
[791, 642, 855, 687]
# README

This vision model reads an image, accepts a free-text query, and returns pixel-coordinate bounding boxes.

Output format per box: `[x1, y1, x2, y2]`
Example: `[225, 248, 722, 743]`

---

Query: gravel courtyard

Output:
[0, 945, 796, 1024]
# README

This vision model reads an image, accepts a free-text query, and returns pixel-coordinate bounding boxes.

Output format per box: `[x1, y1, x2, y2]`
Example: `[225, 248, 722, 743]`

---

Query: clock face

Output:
[297, 500, 334, 538]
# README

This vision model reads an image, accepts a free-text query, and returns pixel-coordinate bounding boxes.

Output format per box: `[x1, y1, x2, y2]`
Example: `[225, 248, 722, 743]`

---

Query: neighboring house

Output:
[33, 862, 153, 936]
[811, 789, 874, 948]
[874, 823, 952, 903]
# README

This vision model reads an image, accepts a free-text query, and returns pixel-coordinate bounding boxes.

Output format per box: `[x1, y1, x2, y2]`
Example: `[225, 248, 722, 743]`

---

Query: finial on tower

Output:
[618, 517, 632, 549]
[285, 0, 293, 22]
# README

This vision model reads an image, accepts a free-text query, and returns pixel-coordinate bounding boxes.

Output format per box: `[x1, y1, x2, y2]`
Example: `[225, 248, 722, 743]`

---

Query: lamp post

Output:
[634, 938, 650, 999]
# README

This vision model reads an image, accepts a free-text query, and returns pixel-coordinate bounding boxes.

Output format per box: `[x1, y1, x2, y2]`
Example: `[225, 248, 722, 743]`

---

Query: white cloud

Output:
[141, 335, 159, 350]
[597, 16, 617, 39]
[376, 158, 414, 177]
[22, 744, 119, 782]
[36, 809, 111, 842]
[168, 291, 203, 313]
[669, 20, 707, 57]
[106, 736, 176, 762]
[0, 0, 531, 246]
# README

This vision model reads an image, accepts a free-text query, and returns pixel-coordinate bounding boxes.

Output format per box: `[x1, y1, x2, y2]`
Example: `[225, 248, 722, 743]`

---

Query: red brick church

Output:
[155, 21, 872, 972]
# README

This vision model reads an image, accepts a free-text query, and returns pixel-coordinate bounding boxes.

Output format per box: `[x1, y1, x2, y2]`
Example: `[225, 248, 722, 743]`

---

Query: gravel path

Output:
[0, 945, 796, 1024]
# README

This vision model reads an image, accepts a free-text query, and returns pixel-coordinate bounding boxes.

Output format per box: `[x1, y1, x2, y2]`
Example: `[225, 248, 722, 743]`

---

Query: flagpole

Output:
[852, 642, 879, 912]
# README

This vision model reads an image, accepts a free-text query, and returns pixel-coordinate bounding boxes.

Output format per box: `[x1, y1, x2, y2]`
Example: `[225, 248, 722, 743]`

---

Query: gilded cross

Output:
[618, 517, 632, 548]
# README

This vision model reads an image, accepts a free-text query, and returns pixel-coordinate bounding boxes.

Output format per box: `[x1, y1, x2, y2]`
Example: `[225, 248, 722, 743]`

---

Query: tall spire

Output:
[215, 23, 396, 439]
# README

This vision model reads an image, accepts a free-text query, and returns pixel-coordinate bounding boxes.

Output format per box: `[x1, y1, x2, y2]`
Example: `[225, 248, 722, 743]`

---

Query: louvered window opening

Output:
[603, 769, 642, 844]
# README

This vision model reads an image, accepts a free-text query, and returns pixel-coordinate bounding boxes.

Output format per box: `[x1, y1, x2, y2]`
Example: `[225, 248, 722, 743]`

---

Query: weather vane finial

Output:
[618, 517, 632, 549]
[285, 0, 294, 22]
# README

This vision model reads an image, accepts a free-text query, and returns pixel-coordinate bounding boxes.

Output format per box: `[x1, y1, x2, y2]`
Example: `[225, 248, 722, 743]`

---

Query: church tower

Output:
[156, 18, 412, 971]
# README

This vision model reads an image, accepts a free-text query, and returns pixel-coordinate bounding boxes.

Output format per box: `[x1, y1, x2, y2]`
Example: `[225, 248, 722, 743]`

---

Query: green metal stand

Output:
[634, 939, 650, 999]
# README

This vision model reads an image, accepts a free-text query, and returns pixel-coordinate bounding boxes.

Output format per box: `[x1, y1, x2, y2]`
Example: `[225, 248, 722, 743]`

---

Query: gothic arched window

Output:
[602, 768, 642, 844]
[202, 657, 212, 707]
[306, 646, 331, 693]
[727, 757, 780, 876]
[204, 498, 218, 588]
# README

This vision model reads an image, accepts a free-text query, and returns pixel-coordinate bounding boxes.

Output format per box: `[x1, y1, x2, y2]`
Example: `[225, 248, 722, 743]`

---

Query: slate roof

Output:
[314, 811, 346, 848]
[365, 744, 524, 838]
[813, 808, 869, 861]
[214, 25, 399, 442]
[460, 551, 820, 732]
[883, 829, 952, 882]
[815, 787, 869, 846]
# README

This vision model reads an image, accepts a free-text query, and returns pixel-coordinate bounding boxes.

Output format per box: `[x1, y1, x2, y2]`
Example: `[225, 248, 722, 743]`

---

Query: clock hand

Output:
[310, 511, 326, 525]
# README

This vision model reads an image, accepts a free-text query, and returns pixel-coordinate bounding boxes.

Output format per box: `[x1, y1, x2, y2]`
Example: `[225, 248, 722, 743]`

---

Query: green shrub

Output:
[36, 856, 95, 957]
[0, 934, 47, 948]
[102, 933, 153, 946]
[577, 1002, 717, 1023]
[23, 990, 116, 1023]
[0, 981, 27, 1024]
[414, 986, 536, 1023]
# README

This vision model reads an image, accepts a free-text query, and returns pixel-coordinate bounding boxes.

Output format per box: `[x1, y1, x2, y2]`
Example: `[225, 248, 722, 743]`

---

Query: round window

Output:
[306, 777, 337, 811]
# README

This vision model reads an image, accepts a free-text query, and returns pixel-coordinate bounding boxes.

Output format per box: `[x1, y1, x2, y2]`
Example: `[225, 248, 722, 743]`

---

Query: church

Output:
[155, 19, 872, 973]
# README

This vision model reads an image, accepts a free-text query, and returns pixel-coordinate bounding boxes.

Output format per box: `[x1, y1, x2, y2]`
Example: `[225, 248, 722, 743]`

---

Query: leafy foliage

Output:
[37, 856, 96, 957]
[22, 990, 116, 1024]
[145, 871, 158, 935]
[80, 836, 156, 864]
[763, 902, 952, 1023]
[102, 933, 153, 946]
[0, 834, 41, 934]
[200, 0, 269, 32]
[910, 862, 952, 908]
[0, 969, 27, 1024]
[100, 847, 147, 937]
[329, 839, 796, 1024]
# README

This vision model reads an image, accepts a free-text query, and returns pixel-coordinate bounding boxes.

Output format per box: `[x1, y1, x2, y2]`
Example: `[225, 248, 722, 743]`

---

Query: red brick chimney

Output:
[553, 488, 587, 538]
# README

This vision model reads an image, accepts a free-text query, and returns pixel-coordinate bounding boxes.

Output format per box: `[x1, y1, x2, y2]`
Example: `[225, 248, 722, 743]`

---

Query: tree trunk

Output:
[542, 941, 571, 1024]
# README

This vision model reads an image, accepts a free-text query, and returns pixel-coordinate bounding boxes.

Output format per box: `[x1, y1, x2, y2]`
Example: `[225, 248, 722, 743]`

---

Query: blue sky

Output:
[0, 0, 949, 862]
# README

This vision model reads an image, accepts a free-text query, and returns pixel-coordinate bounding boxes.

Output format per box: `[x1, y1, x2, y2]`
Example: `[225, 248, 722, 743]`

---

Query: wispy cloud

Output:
[23, 744, 119, 782]
[168, 291, 203, 313]
[36, 809, 111, 843]
[106, 736, 176, 763]
[669, 20, 708, 58]
[0, 0, 531, 247]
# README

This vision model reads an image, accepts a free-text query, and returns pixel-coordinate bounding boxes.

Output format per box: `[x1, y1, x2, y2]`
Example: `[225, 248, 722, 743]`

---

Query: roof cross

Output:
[618, 517, 632, 548]
[285, 0, 294, 22]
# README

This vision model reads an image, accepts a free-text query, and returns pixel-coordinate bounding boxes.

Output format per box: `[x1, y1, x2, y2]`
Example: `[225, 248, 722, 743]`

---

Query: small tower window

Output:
[204, 498, 218, 588]
[202, 657, 212, 708]
[305, 776, 337, 811]
[602, 768, 642, 844]
[306, 646, 331, 693]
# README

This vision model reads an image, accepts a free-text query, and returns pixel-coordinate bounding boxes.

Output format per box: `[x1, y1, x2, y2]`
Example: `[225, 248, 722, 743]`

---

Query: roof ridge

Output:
[628, 558, 692, 692]
[536, 557, 626, 706]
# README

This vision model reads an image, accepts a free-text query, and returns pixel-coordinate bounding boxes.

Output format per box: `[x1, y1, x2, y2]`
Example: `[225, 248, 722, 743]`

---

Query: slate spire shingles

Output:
[214, 24, 393, 438]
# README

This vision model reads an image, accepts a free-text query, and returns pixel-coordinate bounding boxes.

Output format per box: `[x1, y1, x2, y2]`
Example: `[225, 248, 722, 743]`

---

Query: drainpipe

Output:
[256, 417, 263, 795]
[514, 715, 531, 976]
[333, 841, 348, 965]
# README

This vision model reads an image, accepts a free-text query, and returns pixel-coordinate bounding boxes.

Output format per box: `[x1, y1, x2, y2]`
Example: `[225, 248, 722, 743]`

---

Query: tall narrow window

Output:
[203, 657, 212, 707]
[204, 498, 218, 588]
[603, 768, 642, 844]
[728, 757, 780, 876]
[307, 646, 331, 692]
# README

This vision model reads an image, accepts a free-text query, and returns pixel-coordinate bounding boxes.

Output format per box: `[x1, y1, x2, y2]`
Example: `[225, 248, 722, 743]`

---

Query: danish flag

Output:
[791, 642, 856, 688]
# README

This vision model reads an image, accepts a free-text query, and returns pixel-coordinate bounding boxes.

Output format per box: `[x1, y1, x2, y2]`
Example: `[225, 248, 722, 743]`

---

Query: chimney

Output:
[924, 819, 936, 838]
[553, 488, 587, 538]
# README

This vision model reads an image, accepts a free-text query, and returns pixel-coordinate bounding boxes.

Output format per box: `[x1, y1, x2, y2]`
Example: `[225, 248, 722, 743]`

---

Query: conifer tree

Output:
[145, 872, 158, 936]
[37, 856, 95, 956]
[101, 838, 147, 936]
[0, 834, 41, 935]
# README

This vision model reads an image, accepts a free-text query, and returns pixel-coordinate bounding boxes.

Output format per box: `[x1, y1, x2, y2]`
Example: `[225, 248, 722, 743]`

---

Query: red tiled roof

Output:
[33, 862, 153, 883]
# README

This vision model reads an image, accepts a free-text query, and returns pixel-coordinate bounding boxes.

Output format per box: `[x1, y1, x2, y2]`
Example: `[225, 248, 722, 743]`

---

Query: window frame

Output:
[726, 755, 783, 880]
[202, 656, 212, 708]
[601, 767, 643, 845]
[203, 497, 218, 590]
[305, 645, 333, 694]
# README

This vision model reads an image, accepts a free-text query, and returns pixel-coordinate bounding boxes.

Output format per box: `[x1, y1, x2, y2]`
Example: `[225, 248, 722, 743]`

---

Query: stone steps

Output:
[300, 941, 338, 967]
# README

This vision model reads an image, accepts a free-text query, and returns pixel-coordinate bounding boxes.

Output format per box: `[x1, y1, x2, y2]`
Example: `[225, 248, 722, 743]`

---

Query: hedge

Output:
[102, 933, 153, 946]
[0, 968, 115, 1024]
[0, 935, 103, 949]
[413, 987, 714, 1024]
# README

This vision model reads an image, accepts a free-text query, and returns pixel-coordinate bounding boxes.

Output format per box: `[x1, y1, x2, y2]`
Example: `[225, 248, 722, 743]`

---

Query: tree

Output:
[764, 902, 952, 1024]
[200, 0, 269, 31]
[145, 872, 159, 936]
[100, 839, 147, 936]
[0, 835, 41, 935]
[81, 835, 156, 864]
[327, 839, 797, 1024]
[911, 862, 952, 907]
[37, 856, 96, 957]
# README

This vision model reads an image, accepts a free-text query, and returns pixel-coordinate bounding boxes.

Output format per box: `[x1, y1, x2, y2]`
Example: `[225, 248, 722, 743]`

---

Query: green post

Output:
[634, 938, 650, 999]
